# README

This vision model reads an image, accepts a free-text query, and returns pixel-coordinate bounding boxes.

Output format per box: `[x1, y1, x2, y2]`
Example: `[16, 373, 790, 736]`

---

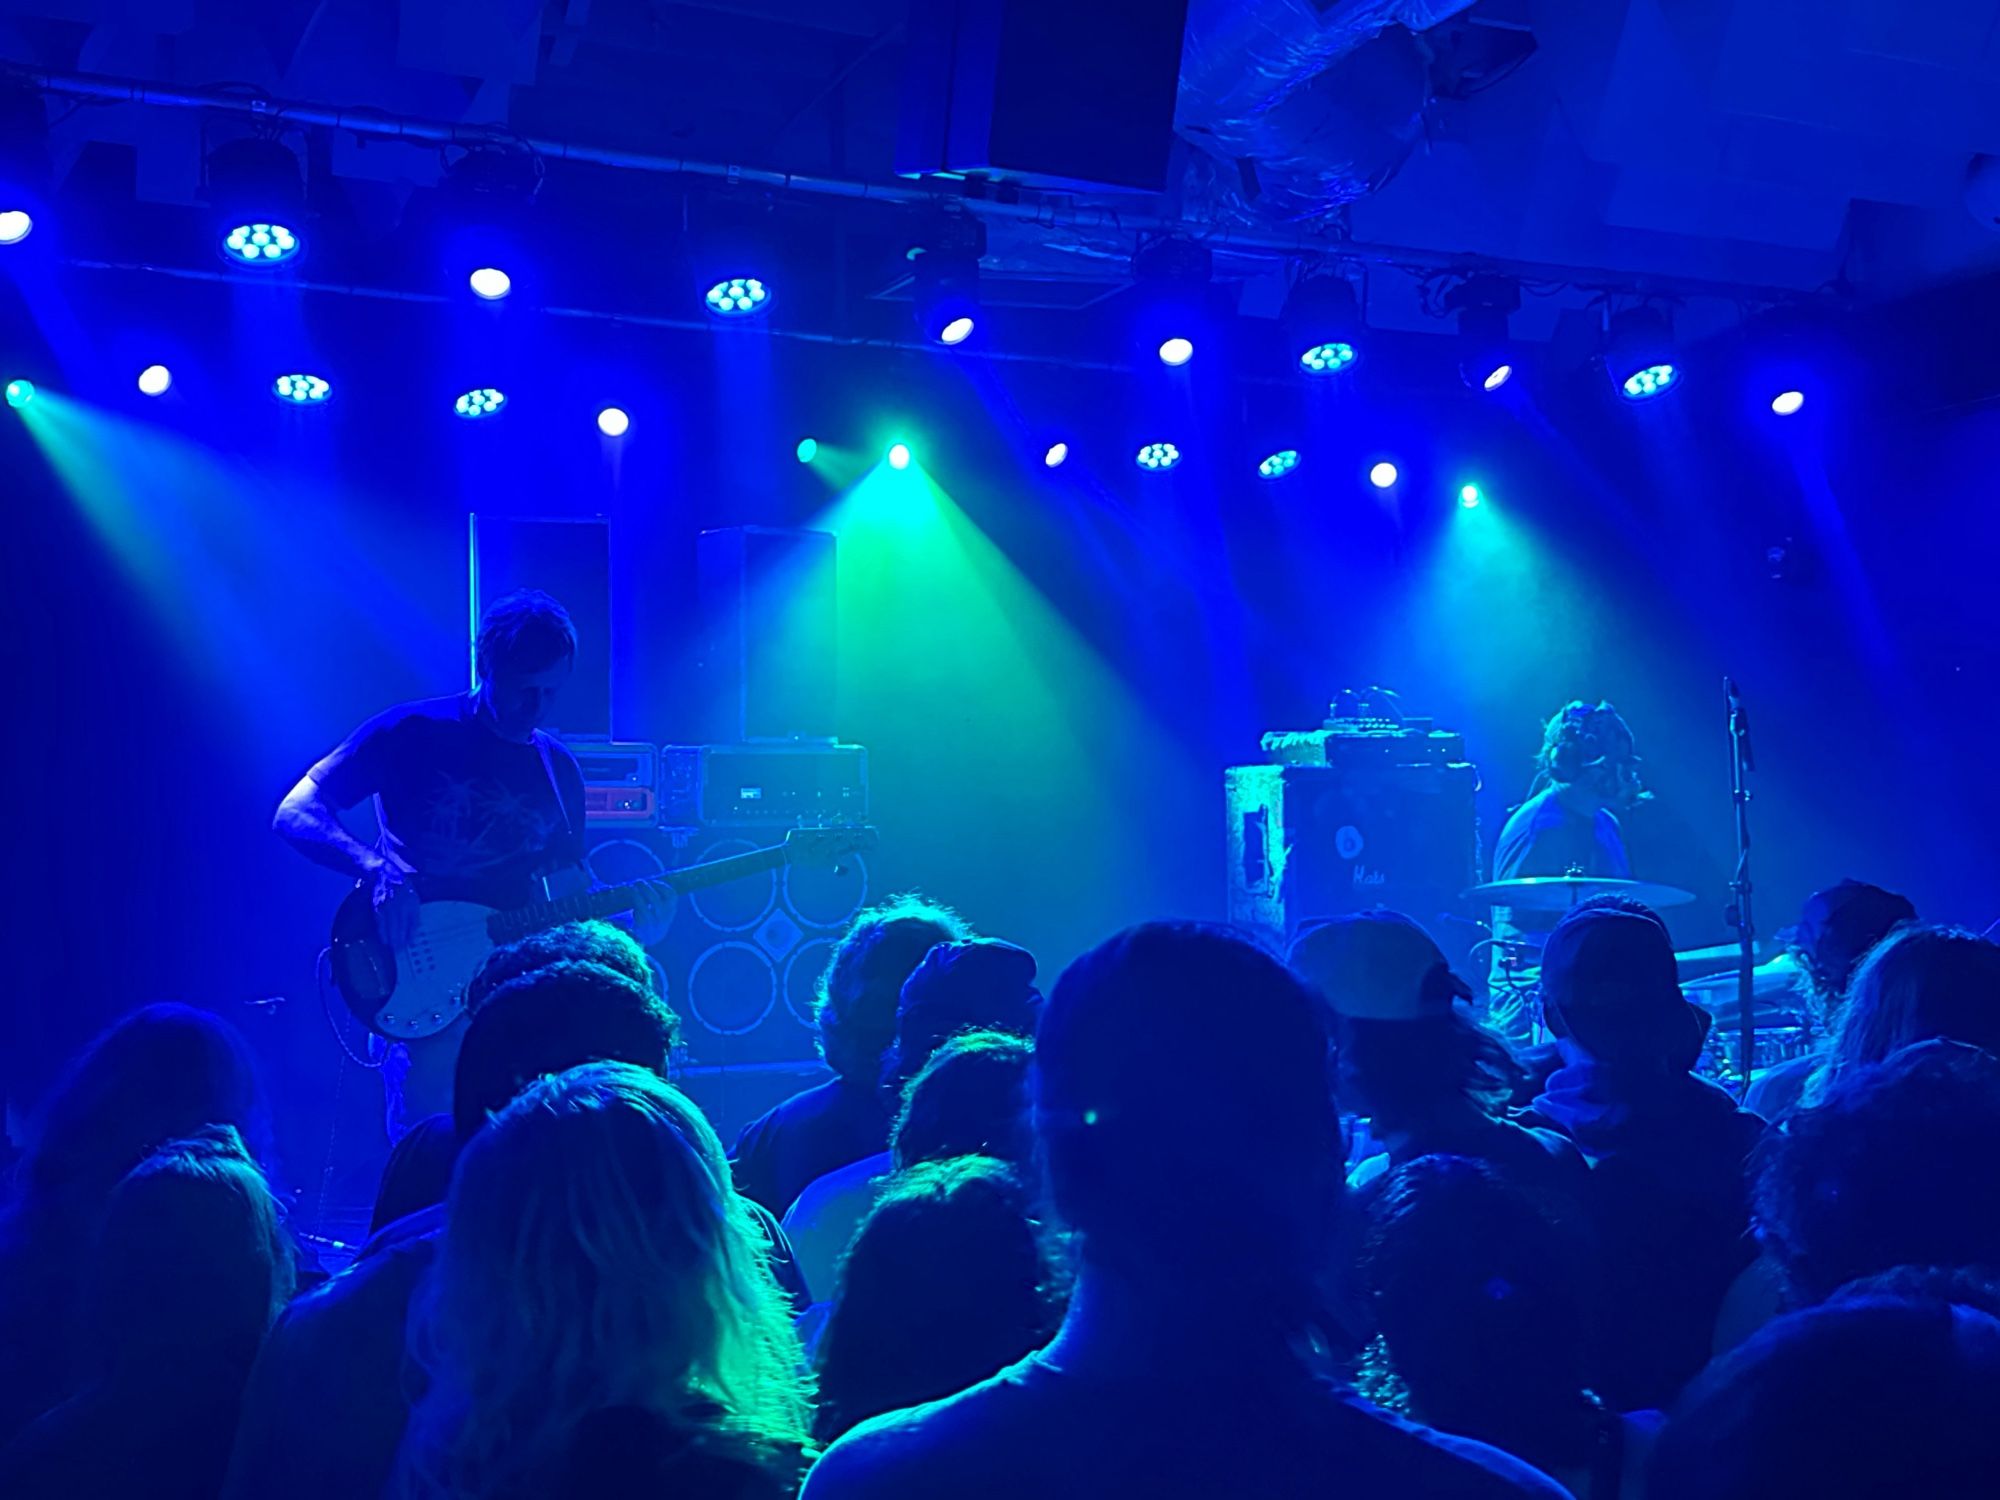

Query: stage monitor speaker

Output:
[469, 514, 612, 739]
[584, 822, 872, 1069]
[694, 526, 837, 744]
[1225, 762, 1480, 965]
[896, 0, 1192, 193]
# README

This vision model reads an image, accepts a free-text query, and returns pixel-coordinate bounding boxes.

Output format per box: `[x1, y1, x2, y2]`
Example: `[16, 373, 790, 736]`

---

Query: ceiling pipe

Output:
[11, 64, 1827, 305]
[65, 257, 1247, 379]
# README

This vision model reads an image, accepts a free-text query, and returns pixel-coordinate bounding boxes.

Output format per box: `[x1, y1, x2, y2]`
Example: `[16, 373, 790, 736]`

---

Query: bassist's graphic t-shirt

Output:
[309, 693, 588, 909]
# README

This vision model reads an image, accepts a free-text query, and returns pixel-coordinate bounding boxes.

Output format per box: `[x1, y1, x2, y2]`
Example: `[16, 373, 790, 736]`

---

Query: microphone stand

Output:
[1724, 678, 1756, 1100]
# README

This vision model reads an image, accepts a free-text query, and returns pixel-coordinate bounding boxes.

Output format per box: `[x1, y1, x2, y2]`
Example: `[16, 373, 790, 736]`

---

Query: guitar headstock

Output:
[781, 824, 878, 865]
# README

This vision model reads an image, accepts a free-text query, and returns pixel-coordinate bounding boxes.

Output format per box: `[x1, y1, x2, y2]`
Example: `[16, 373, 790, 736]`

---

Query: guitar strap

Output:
[530, 733, 584, 906]
[534, 732, 576, 840]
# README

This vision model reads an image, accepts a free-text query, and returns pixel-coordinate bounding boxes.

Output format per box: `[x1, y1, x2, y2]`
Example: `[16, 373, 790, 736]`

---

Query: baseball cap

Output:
[1541, 903, 1704, 1064]
[1288, 911, 1473, 1022]
[892, 939, 1041, 1081]
[1789, 880, 1917, 987]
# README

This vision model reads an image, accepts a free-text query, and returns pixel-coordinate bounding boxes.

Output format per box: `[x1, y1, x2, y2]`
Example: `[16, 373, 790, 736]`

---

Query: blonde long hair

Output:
[397, 1063, 811, 1499]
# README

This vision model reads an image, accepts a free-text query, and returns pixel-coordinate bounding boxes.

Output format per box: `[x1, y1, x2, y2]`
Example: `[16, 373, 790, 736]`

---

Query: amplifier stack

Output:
[1225, 694, 1481, 968]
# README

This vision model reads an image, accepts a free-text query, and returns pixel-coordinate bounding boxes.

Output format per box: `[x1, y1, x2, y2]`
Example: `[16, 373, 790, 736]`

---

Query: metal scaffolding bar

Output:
[12, 63, 1828, 305]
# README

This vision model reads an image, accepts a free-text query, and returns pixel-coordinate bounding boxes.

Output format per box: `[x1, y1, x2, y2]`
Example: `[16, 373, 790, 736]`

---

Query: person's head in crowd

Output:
[451, 960, 680, 1143]
[1290, 912, 1520, 1132]
[1364, 1156, 1595, 1477]
[401, 1063, 809, 1499]
[891, 1029, 1035, 1171]
[814, 896, 970, 1084]
[813, 1156, 1057, 1444]
[1540, 897, 1706, 1076]
[1646, 1293, 2000, 1500]
[1785, 880, 1916, 1016]
[1754, 1039, 2000, 1307]
[6, 1002, 271, 1223]
[1037, 921, 1341, 1319]
[1819, 926, 2000, 1094]
[886, 939, 1040, 1091]
[85, 1126, 294, 1381]
[0, 1130, 295, 1499]
[463, 919, 660, 1015]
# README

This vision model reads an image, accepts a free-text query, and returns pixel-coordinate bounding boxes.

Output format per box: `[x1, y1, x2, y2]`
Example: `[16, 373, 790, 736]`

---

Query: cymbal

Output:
[1464, 876, 1698, 912]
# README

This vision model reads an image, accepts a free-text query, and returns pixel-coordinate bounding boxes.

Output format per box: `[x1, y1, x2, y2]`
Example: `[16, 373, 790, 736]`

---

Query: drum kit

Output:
[1464, 875, 1818, 1086]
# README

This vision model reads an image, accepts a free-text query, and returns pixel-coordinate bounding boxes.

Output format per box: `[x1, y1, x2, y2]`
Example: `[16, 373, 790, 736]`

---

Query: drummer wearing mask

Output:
[1490, 702, 1648, 966]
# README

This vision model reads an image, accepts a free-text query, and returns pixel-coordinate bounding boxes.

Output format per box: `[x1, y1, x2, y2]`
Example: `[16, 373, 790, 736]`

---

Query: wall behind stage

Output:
[8, 270, 2000, 1160]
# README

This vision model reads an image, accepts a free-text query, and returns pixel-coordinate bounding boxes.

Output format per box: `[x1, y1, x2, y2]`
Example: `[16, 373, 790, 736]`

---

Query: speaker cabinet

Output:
[897, 0, 1192, 193]
[693, 526, 837, 744]
[584, 823, 872, 1069]
[1225, 762, 1480, 961]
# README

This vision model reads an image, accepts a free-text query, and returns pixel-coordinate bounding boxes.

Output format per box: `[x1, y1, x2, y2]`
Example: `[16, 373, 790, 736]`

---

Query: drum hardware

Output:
[1464, 876, 1699, 913]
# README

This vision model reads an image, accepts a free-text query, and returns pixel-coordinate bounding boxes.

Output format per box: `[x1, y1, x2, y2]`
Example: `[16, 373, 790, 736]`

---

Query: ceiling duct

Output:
[1175, 0, 1477, 225]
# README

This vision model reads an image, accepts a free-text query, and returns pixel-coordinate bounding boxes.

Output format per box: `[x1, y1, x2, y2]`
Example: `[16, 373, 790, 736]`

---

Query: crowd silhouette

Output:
[4, 878, 1997, 1498]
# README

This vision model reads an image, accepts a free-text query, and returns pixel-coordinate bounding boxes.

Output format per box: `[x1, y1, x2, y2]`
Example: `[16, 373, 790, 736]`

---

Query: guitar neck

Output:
[486, 843, 793, 946]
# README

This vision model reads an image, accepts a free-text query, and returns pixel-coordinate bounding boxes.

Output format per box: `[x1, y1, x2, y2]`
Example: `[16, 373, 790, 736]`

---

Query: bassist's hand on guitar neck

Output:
[370, 861, 421, 948]
[628, 879, 678, 947]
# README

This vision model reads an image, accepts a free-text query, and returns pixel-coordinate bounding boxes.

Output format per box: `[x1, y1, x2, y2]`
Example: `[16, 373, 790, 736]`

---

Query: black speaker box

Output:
[693, 526, 837, 744]
[896, 0, 1192, 193]
[1224, 762, 1481, 960]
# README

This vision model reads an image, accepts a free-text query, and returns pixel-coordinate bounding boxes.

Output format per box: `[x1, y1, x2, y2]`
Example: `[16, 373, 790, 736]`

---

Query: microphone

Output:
[1726, 677, 1756, 772]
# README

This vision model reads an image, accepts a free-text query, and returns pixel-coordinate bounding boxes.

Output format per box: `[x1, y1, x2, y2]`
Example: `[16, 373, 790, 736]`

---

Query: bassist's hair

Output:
[475, 589, 577, 681]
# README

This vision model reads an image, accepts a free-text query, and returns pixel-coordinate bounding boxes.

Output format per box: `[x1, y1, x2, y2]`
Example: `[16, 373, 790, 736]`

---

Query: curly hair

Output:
[398, 1063, 810, 1499]
[451, 960, 682, 1142]
[464, 920, 661, 1015]
[812, 895, 970, 1082]
[1530, 700, 1643, 805]
[1755, 1040, 2000, 1306]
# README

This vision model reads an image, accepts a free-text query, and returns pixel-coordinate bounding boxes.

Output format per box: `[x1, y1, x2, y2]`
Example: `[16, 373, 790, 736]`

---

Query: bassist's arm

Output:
[273, 774, 387, 882]
[277, 772, 420, 946]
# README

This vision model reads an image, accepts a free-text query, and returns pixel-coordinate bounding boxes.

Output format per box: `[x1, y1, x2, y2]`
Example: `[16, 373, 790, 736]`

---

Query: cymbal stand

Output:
[1725, 678, 1756, 1100]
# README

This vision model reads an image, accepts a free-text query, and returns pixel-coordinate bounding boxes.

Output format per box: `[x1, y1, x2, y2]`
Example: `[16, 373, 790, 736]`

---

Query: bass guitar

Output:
[329, 825, 876, 1040]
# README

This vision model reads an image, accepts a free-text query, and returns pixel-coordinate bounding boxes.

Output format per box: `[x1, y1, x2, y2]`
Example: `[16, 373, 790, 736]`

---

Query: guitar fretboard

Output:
[484, 844, 795, 947]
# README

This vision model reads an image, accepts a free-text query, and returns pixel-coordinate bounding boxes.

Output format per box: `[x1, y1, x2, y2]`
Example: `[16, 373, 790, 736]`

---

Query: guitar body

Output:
[330, 887, 502, 1041]
[326, 825, 876, 1042]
